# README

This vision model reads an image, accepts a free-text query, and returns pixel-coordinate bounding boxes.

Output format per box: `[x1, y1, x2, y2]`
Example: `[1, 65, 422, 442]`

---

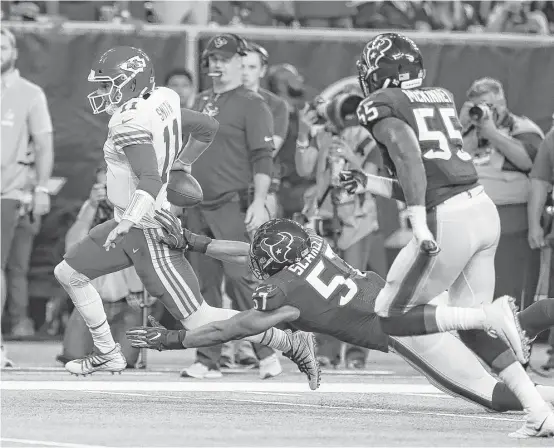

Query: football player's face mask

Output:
[87, 47, 155, 115]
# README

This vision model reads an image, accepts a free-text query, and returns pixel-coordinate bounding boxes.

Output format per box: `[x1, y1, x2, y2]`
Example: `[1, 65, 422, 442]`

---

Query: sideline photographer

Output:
[459, 77, 544, 307]
[295, 92, 386, 275]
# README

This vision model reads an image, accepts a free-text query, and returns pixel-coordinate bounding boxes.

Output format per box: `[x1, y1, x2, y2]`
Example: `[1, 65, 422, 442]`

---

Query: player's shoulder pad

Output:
[109, 96, 149, 130]
[356, 89, 404, 128]
[252, 282, 286, 312]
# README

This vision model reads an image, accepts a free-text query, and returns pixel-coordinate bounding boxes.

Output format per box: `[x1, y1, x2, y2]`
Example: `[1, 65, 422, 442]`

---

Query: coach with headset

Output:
[181, 33, 281, 380]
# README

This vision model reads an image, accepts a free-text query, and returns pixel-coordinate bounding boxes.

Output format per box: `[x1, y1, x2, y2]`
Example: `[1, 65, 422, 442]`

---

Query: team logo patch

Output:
[363, 37, 393, 75]
[259, 232, 302, 264]
[119, 56, 146, 74]
[213, 37, 228, 49]
[201, 102, 219, 117]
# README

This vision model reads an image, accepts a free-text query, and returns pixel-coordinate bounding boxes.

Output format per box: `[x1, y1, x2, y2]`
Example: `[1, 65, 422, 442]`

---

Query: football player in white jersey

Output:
[54, 47, 320, 387]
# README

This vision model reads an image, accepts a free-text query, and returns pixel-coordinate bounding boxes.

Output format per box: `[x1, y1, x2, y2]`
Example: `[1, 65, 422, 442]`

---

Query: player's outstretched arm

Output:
[126, 307, 298, 350]
[339, 169, 405, 201]
[154, 209, 249, 264]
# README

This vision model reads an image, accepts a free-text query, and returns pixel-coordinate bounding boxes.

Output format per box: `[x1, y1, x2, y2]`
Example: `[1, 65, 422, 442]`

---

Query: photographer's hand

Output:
[473, 105, 497, 140]
[298, 104, 319, 140]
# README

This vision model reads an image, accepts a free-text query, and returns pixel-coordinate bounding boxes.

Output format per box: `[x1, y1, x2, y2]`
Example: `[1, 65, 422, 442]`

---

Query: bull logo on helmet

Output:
[259, 232, 301, 264]
[363, 37, 392, 74]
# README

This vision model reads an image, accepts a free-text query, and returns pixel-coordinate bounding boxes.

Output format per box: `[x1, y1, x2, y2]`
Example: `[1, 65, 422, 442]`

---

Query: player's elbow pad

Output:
[251, 148, 273, 177]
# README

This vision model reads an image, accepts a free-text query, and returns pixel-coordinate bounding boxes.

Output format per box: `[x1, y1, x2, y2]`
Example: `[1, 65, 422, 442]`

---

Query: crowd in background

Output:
[1, 1, 554, 34]
[1, 3, 554, 373]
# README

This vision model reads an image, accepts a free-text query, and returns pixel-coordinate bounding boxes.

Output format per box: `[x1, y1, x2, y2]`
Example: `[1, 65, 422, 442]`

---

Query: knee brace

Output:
[54, 260, 91, 288]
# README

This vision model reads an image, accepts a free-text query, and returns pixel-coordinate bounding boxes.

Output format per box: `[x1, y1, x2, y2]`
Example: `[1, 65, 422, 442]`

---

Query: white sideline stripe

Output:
[1, 381, 441, 394]
[0, 438, 111, 448]
[82, 390, 523, 423]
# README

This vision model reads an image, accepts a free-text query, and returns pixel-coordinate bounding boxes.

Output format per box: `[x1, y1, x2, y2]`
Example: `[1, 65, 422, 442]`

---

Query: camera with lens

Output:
[468, 104, 487, 122]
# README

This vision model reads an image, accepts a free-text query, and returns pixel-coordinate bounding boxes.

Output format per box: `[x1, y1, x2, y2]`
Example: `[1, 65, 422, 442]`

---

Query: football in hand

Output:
[166, 170, 203, 208]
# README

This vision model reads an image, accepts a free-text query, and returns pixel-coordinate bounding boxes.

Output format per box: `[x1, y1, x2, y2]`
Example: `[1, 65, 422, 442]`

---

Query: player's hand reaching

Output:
[154, 209, 187, 249]
[339, 170, 368, 195]
[126, 315, 187, 351]
[103, 219, 133, 251]
[245, 199, 267, 234]
[406, 206, 440, 257]
[154, 210, 212, 253]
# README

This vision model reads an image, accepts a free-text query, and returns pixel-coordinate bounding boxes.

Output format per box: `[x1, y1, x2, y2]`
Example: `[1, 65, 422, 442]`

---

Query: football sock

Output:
[56, 262, 116, 354]
[518, 298, 554, 339]
[434, 305, 486, 332]
[254, 328, 292, 353]
[497, 362, 548, 413]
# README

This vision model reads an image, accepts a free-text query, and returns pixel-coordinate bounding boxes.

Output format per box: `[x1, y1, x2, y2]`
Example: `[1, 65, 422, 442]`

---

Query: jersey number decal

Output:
[305, 246, 358, 306]
[413, 107, 471, 161]
[162, 118, 179, 183]
[357, 99, 378, 125]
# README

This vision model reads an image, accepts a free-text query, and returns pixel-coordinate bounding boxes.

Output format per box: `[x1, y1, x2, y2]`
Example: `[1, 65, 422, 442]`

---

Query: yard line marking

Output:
[79, 390, 523, 423]
[0, 438, 111, 448]
[0, 381, 439, 394]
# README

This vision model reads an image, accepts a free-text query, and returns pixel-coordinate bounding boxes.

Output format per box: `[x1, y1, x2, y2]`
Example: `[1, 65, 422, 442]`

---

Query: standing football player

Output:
[54, 46, 319, 388]
[337, 33, 553, 437]
[128, 213, 554, 425]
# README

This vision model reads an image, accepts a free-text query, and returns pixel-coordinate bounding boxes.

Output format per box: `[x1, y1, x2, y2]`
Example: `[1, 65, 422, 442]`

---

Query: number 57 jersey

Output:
[104, 87, 182, 228]
[252, 232, 389, 352]
[356, 87, 479, 208]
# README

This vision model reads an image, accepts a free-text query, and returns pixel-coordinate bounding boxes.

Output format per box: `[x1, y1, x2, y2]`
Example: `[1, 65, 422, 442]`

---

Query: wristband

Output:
[296, 138, 309, 150]
[165, 329, 187, 350]
[406, 205, 428, 233]
[184, 228, 212, 253]
[34, 186, 50, 194]
[122, 189, 155, 224]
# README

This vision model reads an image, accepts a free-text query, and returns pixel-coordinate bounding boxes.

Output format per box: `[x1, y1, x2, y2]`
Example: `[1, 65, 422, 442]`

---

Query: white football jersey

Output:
[103, 87, 183, 228]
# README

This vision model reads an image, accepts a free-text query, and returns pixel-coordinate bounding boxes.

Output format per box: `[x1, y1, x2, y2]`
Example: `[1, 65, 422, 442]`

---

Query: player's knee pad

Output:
[182, 301, 239, 330]
[54, 260, 91, 288]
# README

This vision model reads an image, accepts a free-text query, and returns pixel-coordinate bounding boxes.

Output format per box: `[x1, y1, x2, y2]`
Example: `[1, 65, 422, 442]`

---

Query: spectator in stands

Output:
[353, 1, 433, 30]
[1, 28, 53, 343]
[165, 68, 195, 109]
[209, 1, 273, 27]
[428, 1, 483, 32]
[528, 116, 554, 370]
[150, 0, 210, 25]
[294, 1, 355, 28]
[57, 165, 155, 367]
[182, 34, 280, 380]
[487, 1, 550, 34]
[459, 77, 544, 309]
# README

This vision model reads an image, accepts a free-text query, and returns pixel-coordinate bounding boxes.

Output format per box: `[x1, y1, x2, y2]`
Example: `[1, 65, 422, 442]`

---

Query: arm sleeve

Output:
[123, 144, 162, 199]
[28, 89, 53, 136]
[181, 108, 219, 143]
[530, 130, 554, 182]
[252, 283, 287, 311]
[112, 121, 153, 153]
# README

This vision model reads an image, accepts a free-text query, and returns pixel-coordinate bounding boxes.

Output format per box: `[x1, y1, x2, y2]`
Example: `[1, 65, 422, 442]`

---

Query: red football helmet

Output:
[88, 46, 155, 115]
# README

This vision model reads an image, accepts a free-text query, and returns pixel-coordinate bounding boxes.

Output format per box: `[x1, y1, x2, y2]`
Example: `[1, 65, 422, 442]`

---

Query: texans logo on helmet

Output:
[119, 56, 146, 74]
[259, 232, 301, 264]
[363, 37, 392, 74]
[213, 37, 228, 48]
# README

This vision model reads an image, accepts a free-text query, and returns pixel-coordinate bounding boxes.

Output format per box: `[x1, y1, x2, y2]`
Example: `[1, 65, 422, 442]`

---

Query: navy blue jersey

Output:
[252, 232, 389, 352]
[356, 87, 479, 208]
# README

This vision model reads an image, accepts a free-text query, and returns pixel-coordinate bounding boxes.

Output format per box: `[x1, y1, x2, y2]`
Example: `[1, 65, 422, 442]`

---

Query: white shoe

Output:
[259, 354, 282, 379]
[509, 410, 554, 438]
[65, 344, 126, 376]
[181, 362, 223, 379]
[484, 296, 530, 364]
[1, 346, 14, 368]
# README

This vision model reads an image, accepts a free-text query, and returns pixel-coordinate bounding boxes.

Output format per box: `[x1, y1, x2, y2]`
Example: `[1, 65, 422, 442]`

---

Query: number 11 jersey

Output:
[356, 87, 479, 208]
[104, 86, 182, 228]
[252, 232, 390, 352]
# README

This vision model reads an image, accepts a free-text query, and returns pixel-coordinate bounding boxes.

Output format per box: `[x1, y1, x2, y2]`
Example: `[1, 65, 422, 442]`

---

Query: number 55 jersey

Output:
[104, 86, 183, 228]
[356, 87, 479, 208]
[252, 232, 390, 352]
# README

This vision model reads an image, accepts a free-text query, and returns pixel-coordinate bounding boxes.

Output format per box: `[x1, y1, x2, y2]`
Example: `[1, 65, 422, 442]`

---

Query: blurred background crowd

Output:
[1, 1, 554, 34]
[1, 1, 554, 377]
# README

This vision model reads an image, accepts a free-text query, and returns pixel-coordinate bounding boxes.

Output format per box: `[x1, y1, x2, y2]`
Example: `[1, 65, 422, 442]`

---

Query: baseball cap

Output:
[204, 34, 245, 58]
